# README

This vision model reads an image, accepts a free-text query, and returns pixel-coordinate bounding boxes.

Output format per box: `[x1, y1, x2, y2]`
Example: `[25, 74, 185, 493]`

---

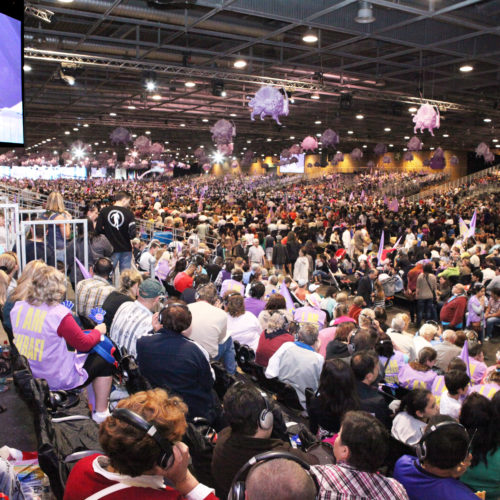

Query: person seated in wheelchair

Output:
[11, 264, 113, 423]
[64, 388, 217, 500]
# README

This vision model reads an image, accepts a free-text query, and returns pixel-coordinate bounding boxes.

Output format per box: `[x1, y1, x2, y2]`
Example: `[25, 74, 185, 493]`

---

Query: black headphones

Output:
[158, 302, 190, 325]
[228, 451, 319, 500]
[112, 408, 174, 469]
[416, 421, 469, 462]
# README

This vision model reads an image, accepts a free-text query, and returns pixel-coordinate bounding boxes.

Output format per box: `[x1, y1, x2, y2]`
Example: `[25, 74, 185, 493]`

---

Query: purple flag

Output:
[377, 231, 385, 266]
[393, 235, 402, 250]
[460, 340, 471, 378]
[279, 281, 295, 312]
[389, 198, 399, 212]
[360, 190, 366, 202]
[468, 209, 477, 238]
[349, 192, 354, 202]
[76, 257, 92, 279]
[383, 195, 389, 206]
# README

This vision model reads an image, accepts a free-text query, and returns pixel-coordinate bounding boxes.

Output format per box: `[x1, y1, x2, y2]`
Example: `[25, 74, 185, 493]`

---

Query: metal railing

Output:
[407, 164, 500, 202]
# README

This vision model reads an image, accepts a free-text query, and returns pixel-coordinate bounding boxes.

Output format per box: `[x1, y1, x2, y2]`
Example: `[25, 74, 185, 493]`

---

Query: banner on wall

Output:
[0, 165, 86, 179]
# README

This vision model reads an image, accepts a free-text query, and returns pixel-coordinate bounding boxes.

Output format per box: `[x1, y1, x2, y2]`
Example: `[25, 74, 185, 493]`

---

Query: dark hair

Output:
[114, 191, 131, 202]
[318, 359, 359, 419]
[231, 270, 243, 282]
[324, 286, 336, 298]
[444, 370, 470, 396]
[398, 389, 433, 419]
[352, 329, 376, 352]
[161, 302, 192, 333]
[350, 351, 379, 382]
[423, 415, 469, 469]
[374, 306, 387, 323]
[460, 393, 497, 467]
[410, 347, 437, 372]
[335, 322, 356, 342]
[375, 335, 394, 359]
[468, 342, 483, 358]
[223, 384, 268, 436]
[250, 282, 265, 299]
[448, 358, 467, 372]
[423, 263, 433, 274]
[340, 411, 389, 473]
[265, 293, 286, 311]
[93, 257, 113, 278]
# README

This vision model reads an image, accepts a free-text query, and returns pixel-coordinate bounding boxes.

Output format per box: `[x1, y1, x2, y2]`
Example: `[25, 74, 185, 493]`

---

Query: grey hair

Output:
[298, 323, 319, 346]
[391, 313, 406, 332]
[197, 283, 218, 305]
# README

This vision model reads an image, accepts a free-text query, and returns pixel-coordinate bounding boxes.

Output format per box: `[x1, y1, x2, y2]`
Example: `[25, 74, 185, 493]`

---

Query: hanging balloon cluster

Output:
[476, 142, 495, 164]
[210, 119, 236, 155]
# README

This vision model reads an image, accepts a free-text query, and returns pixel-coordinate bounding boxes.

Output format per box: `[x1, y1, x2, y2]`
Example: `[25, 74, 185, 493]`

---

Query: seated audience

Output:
[468, 343, 487, 384]
[64, 389, 217, 500]
[440, 284, 467, 330]
[308, 358, 359, 437]
[412, 323, 439, 357]
[101, 268, 143, 331]
[351, 351, 391, 428]
[265, 323, 323, 408]
[375, 335, 408, 385]
[386, 313, 416, 361]
[76, 257, 115, 321]
[484, 288, 500, 341]
[394, 415, 479, 500]
[348, 296, 365, 323]
[398, 347, 438, 391]
[220, 269, 245, 297]
[109, 279, 165, 357]
[459, 392, 500, 500]
[293, 293, 327, 329]
[318, 303, 353, 357]
[440, 370, 470, 418]
[211, 383, 316, 499]
[311, 411, 409, 500]
[431, 357, 467, 406]
[392, 389, 439, 447]
[225, 292, 261, 351]
[11, 264, 112, 423]
[325, 321, 356, 361]
[255, 310, 294, 368]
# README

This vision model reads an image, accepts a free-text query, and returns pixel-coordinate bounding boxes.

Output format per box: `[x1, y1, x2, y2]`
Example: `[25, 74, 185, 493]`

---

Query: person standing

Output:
[96, 191, 136, 273]
[416, 263, 437, 328]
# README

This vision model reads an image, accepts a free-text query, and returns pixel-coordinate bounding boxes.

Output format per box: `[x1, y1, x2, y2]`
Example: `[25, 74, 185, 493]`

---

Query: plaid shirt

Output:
[311, 463, 409, 500]
[76, 276, 115, 319]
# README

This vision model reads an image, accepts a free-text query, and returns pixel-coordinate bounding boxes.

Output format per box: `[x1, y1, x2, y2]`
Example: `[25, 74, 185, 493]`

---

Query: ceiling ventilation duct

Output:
[146, 0, 197, 8]
[354, 1, 375, 23]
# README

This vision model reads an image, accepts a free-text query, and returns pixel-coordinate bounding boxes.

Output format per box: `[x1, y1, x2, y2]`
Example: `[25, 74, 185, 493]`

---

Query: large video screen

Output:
[279, 153, 305, 173]
[0, 3, 24, 147]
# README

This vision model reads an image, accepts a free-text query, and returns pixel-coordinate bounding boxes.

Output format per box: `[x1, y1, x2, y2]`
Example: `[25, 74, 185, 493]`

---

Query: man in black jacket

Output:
[351, 350, 391, 429]
[357, 268, 377, 307]
[272, 235, 288, 273]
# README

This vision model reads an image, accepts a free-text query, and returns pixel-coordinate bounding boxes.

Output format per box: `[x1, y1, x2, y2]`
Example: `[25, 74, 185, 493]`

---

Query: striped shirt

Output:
[311, 463, 409, 500]
[109, 301, 153, 357]
[76, 276, 115, 319]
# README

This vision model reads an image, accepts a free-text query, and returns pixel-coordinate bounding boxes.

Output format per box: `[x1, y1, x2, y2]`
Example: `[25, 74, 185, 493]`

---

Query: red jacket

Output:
[255, 331, 294, 367]
[64, 454, 218, 500]
[440, 295, 467, 328]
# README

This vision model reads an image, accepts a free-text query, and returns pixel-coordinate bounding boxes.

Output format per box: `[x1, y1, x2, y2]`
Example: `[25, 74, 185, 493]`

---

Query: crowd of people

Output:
[1, 168, 500, 500]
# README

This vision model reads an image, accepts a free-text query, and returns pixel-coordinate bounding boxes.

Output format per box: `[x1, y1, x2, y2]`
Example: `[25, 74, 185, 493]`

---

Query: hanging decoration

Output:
[241, 150, 255, 168]
[320, 129, 339, 148]
[403, 151, 414, 162]
[374, 143, 387, 156]
[231, 160, 239, 169]
[134, 136, 152, 154]
[249, 86, 289, 125]
[430, 147, 446, 170]
[475, 142, 490, 158]
[407, 136, 423, 151]
[382, 155, 391, 164]
[301, 136, 319, 151]
[210, 119, 235, 154]
[289, 144, 303, 155]
[450, 155, 459, 166]
[281, 148, 291, 159]
[109, 127, 131, 145]
[333, 152, 344, 163]
[367, 160, 375, 169]
[412, 103, 440, 136]
[350, 148, 363, 160]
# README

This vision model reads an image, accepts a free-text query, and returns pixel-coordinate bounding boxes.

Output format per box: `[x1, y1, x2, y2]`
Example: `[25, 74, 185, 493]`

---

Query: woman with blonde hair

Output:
[0, 251, 18, 296]
[41, 191, 72, 263]
[2, 259, 46, 340]
[64, 389, 216, 499]
[102, 269, 143, 331]
[11, 265, 112, 423]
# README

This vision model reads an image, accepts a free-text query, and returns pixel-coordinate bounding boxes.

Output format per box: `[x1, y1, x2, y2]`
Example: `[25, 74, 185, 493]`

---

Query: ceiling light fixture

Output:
[484, 118, 492, 123]
[151, 94, 162, 100]
[356, 114, 364, 119]
[202, 118, 209, 122]
[127, 105, 136, 110]
[234, 59, 247, 69]
[348, 130, 354, 134]
[443, 134, 449, 138]
[459, 63, 474, 73]
[315, 120, 322, 124]
[408, 107, 417, 113]
[355, 1, 375, 23]
[23, 64, 32, 72]
[384, 127, 391, 131]
[311, 92, 320, 100]
[302, 28, 318, 43]
[185, 81, 196, 88]
[180, 123, 186, 127]
[145, 130, 151, 135]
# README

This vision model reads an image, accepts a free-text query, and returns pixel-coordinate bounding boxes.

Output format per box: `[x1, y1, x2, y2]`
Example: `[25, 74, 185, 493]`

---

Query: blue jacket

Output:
[394, 455, 477, 500]
[137, 329, 216, 423]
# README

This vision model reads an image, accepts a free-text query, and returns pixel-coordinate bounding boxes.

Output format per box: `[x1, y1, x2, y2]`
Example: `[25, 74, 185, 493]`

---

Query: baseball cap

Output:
[139, 279, 166, 299]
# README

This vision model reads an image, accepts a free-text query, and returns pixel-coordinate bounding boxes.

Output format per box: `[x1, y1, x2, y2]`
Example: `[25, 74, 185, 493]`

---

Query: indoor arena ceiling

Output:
[21, 0, 500, 155]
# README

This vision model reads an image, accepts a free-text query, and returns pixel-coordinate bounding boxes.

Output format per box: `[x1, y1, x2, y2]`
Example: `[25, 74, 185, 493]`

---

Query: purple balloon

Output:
[374, 143, 387, 156]
[334, 152, 344, 163]
[301, 136, 318, 152]
[382, 155, 391, 164]
[413, 103, 440, 136]
[407, 136, 423, 151]
[211, 119, 235, 146]
[351, 148, 363, 160]
[450, 155, 459, 166]
[281, 148, 291, 159]
[110, 127, 131, 145]
[403, 151, 414, 162]
[475, 142, 490, 158]
[321, 129, 339, 148]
